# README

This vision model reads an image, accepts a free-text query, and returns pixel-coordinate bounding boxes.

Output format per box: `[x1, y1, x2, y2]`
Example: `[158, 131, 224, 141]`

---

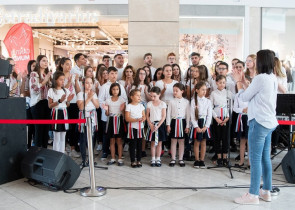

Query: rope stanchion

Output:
[0, 119, 86, 124]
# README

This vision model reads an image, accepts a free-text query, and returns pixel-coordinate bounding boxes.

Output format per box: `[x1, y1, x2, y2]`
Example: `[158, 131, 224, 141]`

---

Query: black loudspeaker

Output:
[0, 97, 27, 185]
[281, 149, 295, 183]
[21, 147, 81, 190]
[0, 83, 9, 98]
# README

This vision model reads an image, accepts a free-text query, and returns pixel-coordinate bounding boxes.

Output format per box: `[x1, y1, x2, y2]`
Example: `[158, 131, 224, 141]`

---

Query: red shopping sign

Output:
[3, 23, 34, 75]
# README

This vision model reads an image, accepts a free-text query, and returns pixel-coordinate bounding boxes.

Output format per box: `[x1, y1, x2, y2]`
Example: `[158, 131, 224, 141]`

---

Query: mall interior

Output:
[1, 0, 295, 209]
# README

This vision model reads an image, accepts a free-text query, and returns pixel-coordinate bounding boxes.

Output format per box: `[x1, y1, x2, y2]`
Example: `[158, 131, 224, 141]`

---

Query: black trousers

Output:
[213, 120, 229, 154]
[66, 103, 79, 149]
[129, 138, 142, 162]
[26, 107, 35, 148]
[31, 99, 50, 148]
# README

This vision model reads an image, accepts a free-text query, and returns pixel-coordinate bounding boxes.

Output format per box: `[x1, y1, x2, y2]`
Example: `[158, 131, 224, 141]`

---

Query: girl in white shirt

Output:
[274, 57, 287, 94]
[186, 65, 199, 99]
[167, 83, 190, 167]
[125, 89, 146, 168]
[146, 87, 167, 167]
[210, 75, 233, 167]
[131, 68, 152, 106]
[233, 89, 249, 168]
[59, 57, 81, 158]
[103, 83, 126, 166]
[172, 64, 184, 84]
[155, 64, 178, 105]
[77, 77, 100, 167]
[119, 65, 135, 94]
[48, 71, 74, 153]
[191, 81, 212, 169]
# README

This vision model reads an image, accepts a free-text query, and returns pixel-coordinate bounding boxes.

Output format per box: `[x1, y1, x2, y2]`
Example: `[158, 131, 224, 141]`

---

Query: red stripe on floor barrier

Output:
[0, 119, 86, 124]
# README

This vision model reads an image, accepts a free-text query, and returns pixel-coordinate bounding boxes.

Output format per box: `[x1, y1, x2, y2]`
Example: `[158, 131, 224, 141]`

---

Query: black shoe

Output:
[156, 160, 162, 167]
[80, 161, 89, 168]
[142, 151, 147, 157]
[131, 162, 137, 168]
[137, 161, 142, 168]
[107, 160, 116, 165]
[169, 160, 176, 167]
[223, 158, 228, 166]
[234, 163, 244, 168]
[150, 160, 156, 167]
[193, 160, 200, 168]
[179, 160, 185, 167]
[199, 160, 206, 169]
[217, 159, 223, 167]
[271, 148, 277, 155]
[235, 155, 240, 162]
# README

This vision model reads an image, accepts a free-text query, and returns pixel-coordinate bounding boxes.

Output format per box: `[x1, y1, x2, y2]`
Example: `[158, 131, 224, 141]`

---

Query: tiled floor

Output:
[1, 148, 294, 210]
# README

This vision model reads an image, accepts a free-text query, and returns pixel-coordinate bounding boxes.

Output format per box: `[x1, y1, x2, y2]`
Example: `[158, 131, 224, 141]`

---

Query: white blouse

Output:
[166, 97, 190, 128]
[210, 88, 233, 119]
[105, 97, 125, 116]
[47, 88, 70, 109]
[125, 103, 145, 129]
[233, 94, 248, 114]
[191, 96, 212, 128]
[155, 79, 178, 104]
[237, 73, 278, 129]
[147, 100, 167, 122]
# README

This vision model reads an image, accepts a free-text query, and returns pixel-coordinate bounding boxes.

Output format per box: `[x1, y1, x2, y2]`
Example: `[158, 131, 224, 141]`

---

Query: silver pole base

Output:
[80, 186, 107, 197]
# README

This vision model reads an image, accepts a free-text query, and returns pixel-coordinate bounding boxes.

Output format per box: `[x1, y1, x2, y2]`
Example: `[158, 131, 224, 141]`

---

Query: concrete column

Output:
[128, 0, 179, 69]
[249, 7, 262, 55]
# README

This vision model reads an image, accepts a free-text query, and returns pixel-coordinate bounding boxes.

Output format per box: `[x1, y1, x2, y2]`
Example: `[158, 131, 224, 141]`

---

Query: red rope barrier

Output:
[277, 120, 295, 126]
[0, 119, 86, 124]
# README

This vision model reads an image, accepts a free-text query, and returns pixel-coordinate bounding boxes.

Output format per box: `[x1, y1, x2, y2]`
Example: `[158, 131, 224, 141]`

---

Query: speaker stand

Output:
[80, 118, 106, 197]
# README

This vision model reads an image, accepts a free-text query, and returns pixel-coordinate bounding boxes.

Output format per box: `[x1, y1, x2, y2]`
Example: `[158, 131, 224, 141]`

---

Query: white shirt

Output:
[277, 68, 288, 94]
[155, 80, 178, 104]
[191, 96, 212, 128]
[150, 66, 157, 79]
[105, 97, 125, 116]
[98, 81, 128, 121]
[147, 101, 167, 122]
[210, 76, 236, 95]
[166, 97, 190, 128]
[233, 94, 248, 114]
[237, 73, 278, 129]
[64, 74, 79, 103]
[125, 103, 145, 129]
[210, 89, 233, 119]
[116, 67, 124, 81]
[77, 92, 98, 116]
[131, 84, 148, 103]
[47, 88, 70, 109]
[70, 65, 83, 77]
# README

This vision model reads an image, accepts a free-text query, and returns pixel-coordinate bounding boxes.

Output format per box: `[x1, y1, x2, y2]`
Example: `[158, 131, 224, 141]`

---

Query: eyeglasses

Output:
[218, 68, 227, 71]
[245, 60, 253, 63]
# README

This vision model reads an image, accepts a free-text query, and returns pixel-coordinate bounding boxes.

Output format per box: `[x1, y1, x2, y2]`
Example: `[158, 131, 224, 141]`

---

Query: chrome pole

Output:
[80, 117, 106, 197]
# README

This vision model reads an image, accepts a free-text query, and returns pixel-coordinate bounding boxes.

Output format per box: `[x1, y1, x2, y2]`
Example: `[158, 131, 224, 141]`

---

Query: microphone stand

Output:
[207, 92, 234, 179]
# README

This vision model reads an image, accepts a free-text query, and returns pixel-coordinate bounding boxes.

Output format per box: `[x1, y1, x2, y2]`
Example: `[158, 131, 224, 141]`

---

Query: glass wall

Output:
[262, 8, 295, 92]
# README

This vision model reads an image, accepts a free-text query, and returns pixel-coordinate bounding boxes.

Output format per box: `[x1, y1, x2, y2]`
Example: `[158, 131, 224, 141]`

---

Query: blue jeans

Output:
[248, 119, 276, 195]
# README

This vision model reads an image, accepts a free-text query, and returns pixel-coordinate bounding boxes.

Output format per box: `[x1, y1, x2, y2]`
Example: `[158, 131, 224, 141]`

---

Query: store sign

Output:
[4, 23, 34, 74]
[0, 7, 100, 27]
